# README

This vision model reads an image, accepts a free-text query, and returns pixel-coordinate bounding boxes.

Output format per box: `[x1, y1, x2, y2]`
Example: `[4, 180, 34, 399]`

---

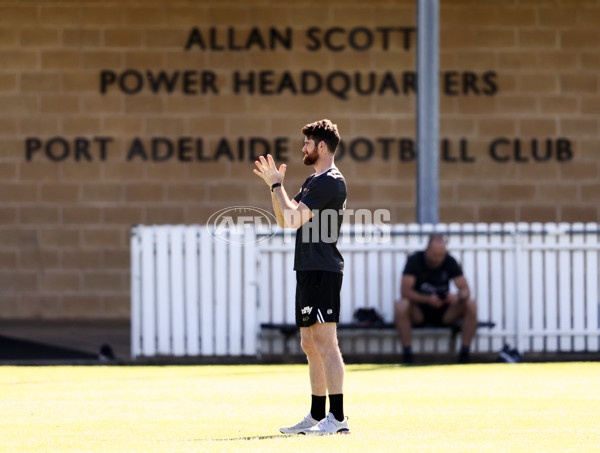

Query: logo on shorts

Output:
[327, 309, 333, 315]
[301, 306, 313, 315]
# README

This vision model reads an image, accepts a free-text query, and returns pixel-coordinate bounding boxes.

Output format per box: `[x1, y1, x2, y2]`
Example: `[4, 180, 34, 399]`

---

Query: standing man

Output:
[253, 119, 349, 435]
[394, 234, 478, 364]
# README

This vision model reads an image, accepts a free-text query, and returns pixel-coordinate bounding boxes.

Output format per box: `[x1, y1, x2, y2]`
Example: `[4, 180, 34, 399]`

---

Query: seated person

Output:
[394, 234, 477, 363]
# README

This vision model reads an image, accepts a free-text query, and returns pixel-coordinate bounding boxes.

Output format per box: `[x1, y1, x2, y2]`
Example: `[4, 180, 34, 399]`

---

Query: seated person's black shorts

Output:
[295, 270, 342, 327]
[415, 302, 450, 327]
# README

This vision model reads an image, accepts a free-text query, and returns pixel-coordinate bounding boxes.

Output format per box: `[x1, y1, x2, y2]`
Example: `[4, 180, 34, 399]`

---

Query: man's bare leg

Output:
[394, 298, 424, 363]
[460, 299, 478, 347]
[309, 323, 344, 395]
[309, 322, 346, 426]
[394, 298, 413, 347]
[443, 299, 478, 362]
[300, 327, 327, 396]
[300, 327, 327, 422]
[279, 327, 330, 434]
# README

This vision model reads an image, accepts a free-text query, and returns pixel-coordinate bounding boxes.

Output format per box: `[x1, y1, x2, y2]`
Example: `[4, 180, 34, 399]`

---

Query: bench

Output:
[260, 321, 496, 355]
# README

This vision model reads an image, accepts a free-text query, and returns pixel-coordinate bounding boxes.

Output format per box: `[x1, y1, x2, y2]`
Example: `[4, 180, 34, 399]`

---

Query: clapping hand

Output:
[253, 154, 286, 187]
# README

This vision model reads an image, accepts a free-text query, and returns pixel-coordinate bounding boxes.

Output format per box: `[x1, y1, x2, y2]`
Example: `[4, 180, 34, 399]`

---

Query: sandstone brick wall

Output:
[0, 0, 598, 319]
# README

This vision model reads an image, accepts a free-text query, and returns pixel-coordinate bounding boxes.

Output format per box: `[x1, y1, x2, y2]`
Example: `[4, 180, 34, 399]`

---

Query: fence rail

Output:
[131, 222, 600, 359]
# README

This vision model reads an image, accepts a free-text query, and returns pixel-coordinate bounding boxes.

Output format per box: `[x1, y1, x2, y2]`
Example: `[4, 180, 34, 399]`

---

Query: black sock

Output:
[460, 345, 470, 355]
[328, 393, 344, 422]
[402, 346, 414, 363]
[310, 395, 326, 421]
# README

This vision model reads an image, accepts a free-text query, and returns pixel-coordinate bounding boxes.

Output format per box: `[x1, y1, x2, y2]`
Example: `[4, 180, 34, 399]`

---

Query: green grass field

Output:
[1, 362, 599, 452]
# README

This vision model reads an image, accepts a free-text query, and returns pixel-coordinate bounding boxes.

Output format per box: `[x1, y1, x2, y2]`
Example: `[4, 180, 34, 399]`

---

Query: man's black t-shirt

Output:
[292, 167, 346, 274]
[403, 251, 463, 296]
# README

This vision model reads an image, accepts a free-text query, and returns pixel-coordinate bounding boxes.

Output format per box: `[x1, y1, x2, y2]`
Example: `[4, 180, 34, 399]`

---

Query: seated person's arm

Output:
[453, 275, 471, 303]
[401, 275, 437, 305]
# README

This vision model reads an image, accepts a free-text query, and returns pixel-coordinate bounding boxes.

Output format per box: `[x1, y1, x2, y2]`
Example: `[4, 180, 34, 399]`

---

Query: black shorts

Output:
[295, 270, 342, 327]
[416, 303, 449, 327]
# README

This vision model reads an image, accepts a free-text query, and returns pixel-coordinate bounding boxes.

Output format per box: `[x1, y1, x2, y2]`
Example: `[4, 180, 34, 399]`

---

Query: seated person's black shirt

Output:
[403, 251, 463, 299]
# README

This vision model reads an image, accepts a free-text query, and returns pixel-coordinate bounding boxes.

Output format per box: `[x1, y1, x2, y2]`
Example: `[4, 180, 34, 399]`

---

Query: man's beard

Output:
[303, 149, 319, 166]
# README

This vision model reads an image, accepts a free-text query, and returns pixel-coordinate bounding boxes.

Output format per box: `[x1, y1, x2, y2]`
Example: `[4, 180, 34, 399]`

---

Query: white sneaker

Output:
[303, 412, 350, 435]
[279, 413, 319, 434]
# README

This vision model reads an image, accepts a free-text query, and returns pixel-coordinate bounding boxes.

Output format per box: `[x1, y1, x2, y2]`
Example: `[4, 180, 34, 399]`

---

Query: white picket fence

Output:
[130, 222, 600, 359]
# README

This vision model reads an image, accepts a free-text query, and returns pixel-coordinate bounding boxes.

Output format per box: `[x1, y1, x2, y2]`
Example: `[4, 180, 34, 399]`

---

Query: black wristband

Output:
[270, 182, 282, 192]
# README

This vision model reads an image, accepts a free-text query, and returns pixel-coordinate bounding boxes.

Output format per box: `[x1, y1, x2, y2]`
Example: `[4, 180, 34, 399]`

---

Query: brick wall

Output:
[0, 0, 599, 319]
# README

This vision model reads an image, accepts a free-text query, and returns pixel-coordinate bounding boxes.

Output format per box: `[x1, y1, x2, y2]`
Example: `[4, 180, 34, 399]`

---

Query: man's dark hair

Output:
[301, 119, 341, 154]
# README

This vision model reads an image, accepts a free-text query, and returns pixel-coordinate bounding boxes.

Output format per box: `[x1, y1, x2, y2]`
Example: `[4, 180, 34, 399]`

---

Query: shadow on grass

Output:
[346, 363, 399, 372]
[348, 363, 495, 370]
[194, 434, 294, 442]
